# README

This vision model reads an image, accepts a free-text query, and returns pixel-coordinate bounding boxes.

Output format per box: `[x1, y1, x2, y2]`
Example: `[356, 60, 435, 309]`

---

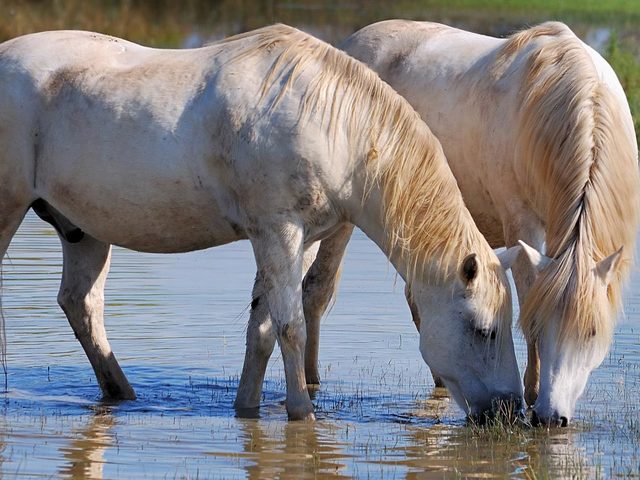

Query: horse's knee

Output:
[303, 271, 336, 323]
[58, 288, 81, 313]
[57, 288, 102, 335]
[58, 287, 89, 312]
[278, 320, 306, 352]
[303, 285, 327, 318]
[247, 295, 276, 355]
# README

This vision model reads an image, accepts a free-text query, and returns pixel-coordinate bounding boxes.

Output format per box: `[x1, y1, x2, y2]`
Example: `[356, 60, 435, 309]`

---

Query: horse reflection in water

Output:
[59, 408, 114, 480]
[390, 400, 592, 477]
[231, 419, 350, 479]
[0, 24, 521, 420]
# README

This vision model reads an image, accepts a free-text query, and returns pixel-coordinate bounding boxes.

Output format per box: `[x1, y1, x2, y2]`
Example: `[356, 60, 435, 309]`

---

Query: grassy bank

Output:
[607, 36, 640, 139]
[3, 0, 640, 45]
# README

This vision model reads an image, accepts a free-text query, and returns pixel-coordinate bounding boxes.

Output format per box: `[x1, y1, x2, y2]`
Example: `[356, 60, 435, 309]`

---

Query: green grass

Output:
[396, 0, 640, 19]
[3, 0, 640, 45]
[606, 35, 640, 141]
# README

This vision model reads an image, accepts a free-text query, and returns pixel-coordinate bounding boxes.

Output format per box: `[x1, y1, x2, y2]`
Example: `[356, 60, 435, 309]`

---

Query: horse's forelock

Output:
[520, 244, 616, 349]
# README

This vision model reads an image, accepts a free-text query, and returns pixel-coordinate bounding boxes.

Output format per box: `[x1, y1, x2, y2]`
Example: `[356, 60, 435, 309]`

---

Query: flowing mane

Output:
[223, 25, 503, 279]
[500, 22, 640, 346]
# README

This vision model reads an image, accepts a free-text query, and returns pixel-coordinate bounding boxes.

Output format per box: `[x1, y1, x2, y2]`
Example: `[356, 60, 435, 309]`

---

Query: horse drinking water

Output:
[301, 21, 639, 425]
[0, 24, 522, 420]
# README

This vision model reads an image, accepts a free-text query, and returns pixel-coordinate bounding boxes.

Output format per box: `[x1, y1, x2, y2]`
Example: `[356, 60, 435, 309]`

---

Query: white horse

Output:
[0, 24, 523, 420]
[301, 21, 639, 426]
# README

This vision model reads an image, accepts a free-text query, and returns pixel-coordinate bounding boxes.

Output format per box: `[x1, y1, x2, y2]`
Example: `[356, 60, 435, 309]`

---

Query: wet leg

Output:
[249, 219, 313, 420]
[235, 273, 275, 410]
[302, 224, 353, 385]
[57, 234, 135, 400]
[235, 240, 321, 410]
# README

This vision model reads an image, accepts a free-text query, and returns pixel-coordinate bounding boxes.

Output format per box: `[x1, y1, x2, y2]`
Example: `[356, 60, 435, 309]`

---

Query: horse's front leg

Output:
[57, 234, 135, 400]
[302, 223, 353, 385]
[248, 219, 313, 420]
[503, 212, 545, 408]
[235, 240, 321, 411]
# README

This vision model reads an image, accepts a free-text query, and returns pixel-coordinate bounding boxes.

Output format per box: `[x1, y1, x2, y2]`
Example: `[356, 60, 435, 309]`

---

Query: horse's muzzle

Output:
[468, 393, 525, 425]
[531, 410, 569, 428]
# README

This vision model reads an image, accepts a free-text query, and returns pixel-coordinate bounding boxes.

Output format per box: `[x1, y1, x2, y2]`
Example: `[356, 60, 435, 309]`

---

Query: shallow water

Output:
[0, 213, 638, 479]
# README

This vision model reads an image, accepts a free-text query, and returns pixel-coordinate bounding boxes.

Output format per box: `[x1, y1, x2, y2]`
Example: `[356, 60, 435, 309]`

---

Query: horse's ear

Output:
[518, 240, 551, 273]
[497, 245, 522, 270]
[595, 246, 623, 285]
[460, 253, 478, 285]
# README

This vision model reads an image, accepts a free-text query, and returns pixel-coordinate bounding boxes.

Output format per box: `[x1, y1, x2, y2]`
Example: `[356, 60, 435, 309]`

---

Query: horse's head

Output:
[519, 241, 622, 427]
[412, 246, 523, 420]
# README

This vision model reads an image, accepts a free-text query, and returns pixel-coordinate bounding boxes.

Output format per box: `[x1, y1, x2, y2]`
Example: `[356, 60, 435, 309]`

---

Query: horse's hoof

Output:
[102, 383, 136, 401]
[289, 411, 316, 421]
[234, 405, 261, 419]
[305, 370, 321, 386]
[286, 403, 316, 421]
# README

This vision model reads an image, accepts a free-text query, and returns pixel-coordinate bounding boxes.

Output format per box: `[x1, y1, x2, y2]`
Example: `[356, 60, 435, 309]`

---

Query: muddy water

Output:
[0, 212, 637, 478]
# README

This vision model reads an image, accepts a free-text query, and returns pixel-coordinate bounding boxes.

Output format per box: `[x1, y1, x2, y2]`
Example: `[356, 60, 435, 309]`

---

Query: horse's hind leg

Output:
[235, 272, 276, 411]
[57, 234, 135, 400]
[302, 224, 353, 385]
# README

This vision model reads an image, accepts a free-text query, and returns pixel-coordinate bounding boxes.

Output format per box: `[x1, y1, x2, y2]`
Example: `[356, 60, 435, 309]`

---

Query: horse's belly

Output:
[44, 186, 245, 253]
[109, 214, 244, 253]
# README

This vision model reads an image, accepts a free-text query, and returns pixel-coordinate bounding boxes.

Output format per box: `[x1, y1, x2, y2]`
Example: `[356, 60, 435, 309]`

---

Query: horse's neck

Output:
[347, 175, 465, 288]
[346, 187, 410, 281]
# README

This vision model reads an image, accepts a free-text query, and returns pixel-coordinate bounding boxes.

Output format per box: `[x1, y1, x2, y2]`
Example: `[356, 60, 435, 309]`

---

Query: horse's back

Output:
[342, 20, 502, 87]
[343, 20, 637, 244]
[0, 26, 354, 253]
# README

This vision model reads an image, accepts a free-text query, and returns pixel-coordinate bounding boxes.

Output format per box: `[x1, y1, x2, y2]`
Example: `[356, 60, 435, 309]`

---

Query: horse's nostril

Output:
[560, 416, 568, 427]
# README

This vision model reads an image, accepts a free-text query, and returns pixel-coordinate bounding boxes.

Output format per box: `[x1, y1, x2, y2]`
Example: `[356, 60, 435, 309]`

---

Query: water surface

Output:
[0, 213, 638, 478]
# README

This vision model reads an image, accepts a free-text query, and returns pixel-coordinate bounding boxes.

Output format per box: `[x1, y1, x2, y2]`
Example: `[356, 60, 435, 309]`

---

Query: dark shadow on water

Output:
[234, 406, 262, 419]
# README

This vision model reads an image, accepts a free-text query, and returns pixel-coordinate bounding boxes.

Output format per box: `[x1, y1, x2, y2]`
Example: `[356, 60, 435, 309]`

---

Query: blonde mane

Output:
[501, 22, 640, 347]
[221, 24, 507, 311]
